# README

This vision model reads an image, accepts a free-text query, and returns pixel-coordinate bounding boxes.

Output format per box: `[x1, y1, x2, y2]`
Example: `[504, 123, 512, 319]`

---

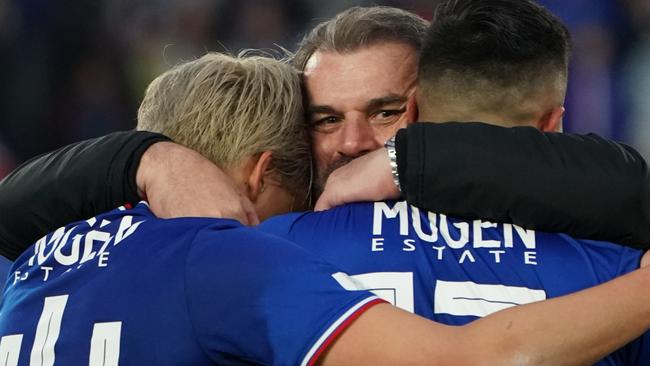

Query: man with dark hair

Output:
[260, 1, 650, 364]
[290, 4, 648, 249]
[293, 7, 427, 195]
[417, 0, 570, 131]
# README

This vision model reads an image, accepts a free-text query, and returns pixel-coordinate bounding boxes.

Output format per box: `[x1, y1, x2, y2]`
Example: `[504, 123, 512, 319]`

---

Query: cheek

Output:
[375, 120, 409, 142]
[394, 114, 411, 131]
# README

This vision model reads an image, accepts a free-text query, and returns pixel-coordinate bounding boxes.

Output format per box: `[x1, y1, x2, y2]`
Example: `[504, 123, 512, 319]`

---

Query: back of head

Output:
[137, 52, 311, 197]
[292, 6, 429, 70]
[417, 0, 571, 126]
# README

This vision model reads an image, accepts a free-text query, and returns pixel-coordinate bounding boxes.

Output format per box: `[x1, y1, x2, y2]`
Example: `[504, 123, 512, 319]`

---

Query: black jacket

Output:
[1, 122, 648, 260]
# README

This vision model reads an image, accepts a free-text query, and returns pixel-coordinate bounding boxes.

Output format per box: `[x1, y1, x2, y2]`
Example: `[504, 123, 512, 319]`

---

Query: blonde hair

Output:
[137, 52, 311, 198]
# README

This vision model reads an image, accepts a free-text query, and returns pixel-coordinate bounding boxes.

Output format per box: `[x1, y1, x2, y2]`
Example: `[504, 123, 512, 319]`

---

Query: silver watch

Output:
[384, 135, 401, 192]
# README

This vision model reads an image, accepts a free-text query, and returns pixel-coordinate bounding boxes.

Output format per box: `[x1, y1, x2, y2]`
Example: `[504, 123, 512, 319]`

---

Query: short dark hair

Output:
[418, 0, 571, 121]
[293, 6, 429, 71]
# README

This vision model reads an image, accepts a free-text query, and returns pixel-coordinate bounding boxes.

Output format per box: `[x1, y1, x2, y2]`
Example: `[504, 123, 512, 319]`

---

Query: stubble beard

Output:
[312, 156, 355, 200]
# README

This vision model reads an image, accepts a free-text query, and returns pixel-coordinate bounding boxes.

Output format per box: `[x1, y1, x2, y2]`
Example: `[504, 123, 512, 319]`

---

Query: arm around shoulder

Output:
[396, 122, 650, 249]
[0, 130, 169, 260]
[321, 266, 650, 366]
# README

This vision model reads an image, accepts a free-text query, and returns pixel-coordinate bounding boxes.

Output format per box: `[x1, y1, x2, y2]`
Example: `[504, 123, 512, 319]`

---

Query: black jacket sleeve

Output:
[2, 123, 648, 261]
[396, 122, 650, 249]
[0, 131, 170, 260]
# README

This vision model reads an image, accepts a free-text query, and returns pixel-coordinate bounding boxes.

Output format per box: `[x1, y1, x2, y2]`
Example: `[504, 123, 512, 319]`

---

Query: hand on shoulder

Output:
[136, 142, 259, 225]
[315, 147, 401, 211]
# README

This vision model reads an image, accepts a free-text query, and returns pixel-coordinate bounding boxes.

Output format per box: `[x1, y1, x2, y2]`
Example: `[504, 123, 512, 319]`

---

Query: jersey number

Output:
[333, 272, 546, 317]
[0, 295, 122, 366]
[333, 272, 415, 313]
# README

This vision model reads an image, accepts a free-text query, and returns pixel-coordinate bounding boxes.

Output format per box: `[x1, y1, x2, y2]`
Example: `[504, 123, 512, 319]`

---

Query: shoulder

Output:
[555, 234, 643, 274]
[187, 222, 323, 276]
[259, 202, 377, 236]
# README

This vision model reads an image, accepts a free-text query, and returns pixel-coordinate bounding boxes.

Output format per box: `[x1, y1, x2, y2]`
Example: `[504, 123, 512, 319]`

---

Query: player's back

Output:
[259, 200, 647, 365]
[1, 202, 382, 366]
[0, 203, 222, 365]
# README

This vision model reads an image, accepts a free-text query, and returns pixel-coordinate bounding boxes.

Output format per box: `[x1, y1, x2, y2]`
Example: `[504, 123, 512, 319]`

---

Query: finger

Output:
[314, 192, 335, 211]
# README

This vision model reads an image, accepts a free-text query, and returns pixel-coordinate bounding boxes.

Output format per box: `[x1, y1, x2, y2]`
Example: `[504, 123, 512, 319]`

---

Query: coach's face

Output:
[303, 42, 418, 191]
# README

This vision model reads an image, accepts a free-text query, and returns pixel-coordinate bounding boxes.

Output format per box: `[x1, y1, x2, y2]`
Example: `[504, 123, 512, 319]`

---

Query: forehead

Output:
[303, 42, 418, 109]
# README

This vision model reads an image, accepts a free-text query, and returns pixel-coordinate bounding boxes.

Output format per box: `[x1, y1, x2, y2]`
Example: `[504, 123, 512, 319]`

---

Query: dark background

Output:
[1, 0, 648, 178]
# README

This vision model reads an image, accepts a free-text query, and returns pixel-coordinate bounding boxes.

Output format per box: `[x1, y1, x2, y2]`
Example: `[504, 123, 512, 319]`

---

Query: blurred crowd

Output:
[0, 0, 649, 178]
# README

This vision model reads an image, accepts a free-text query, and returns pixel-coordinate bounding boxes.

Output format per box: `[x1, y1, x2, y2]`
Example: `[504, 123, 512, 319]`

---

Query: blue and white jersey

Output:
[259, 200, 648, 366]
[0, 202, 383, 366]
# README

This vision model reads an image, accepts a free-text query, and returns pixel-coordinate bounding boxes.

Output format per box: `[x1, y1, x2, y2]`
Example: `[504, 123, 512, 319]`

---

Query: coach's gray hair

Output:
[137, 52, 311, 197]
[293, 6, 429, 70]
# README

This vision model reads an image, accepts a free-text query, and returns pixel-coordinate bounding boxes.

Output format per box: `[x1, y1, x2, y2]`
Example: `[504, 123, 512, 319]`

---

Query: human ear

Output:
[538, 106, 564, 132]
[246, 151, 273, 202]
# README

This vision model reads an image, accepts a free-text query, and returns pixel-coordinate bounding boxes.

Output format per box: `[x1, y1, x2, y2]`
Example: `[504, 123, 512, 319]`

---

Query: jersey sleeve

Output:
[0, 131, 169, 260]
[184, 225, 384, 366]
[396, 122, 650, 249]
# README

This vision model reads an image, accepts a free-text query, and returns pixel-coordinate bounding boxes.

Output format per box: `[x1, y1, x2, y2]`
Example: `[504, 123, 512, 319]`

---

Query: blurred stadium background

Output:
[0, 0, 649, 179]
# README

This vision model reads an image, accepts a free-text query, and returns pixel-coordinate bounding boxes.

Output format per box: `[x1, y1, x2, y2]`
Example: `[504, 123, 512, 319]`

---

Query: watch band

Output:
[384, 135, 401, 192]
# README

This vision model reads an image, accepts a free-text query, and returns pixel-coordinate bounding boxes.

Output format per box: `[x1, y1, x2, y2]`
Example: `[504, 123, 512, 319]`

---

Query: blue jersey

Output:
[0, 256, 11, 301]
[0, 202, 383, 366]
[259, 201, 648, 366]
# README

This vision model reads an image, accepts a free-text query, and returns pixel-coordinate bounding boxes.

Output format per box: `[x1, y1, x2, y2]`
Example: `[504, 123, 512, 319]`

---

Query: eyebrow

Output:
[308, 105, 339, 115]
[307, 93, 409, 116]
[365, 94, 408, 111]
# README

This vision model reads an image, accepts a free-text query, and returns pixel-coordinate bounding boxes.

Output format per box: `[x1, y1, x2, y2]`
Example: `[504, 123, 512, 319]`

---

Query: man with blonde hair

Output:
[3, 51, 650, 365]
[136, 52, 312, 219]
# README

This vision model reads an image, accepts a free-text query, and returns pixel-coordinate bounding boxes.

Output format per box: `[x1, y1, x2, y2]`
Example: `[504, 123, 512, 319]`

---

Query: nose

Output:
[338, 115, 382, 158]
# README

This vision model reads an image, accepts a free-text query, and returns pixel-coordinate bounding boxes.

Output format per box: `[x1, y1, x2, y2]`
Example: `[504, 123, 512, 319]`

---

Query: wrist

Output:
[136, 141, 178, 200]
